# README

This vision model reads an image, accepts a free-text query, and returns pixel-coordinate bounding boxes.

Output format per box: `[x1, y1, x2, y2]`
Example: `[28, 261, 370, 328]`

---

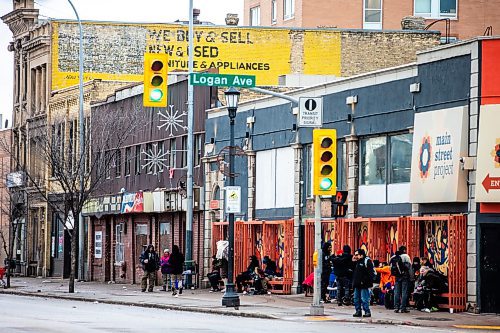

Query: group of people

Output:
[139, 244, 185, 296]
[307, 243, 448, 318]
[234, 255, 281, 294]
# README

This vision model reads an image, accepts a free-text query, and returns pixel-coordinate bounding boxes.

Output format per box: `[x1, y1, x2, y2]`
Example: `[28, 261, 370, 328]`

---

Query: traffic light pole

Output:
[185, 0, 194, 284]
[310, 194, 324, 315]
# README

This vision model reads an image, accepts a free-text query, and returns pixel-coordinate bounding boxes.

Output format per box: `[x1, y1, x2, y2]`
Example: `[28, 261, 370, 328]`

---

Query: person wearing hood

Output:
[236, 255, 260, 293]
[332, 244, 354, 306]
[168, 245, 185, 296]
[160, 249, 172, 291]
[139, 244, 160, 292]
[321, 242, 333, 303]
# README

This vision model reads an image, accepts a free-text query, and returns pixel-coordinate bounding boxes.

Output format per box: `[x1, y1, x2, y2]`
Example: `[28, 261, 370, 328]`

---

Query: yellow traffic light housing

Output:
[313, 129, 337, 195]
[143, 53, 168, 108]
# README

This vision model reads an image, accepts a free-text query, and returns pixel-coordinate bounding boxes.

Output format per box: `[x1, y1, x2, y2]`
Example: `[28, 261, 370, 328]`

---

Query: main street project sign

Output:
[51, 21, 341, 90]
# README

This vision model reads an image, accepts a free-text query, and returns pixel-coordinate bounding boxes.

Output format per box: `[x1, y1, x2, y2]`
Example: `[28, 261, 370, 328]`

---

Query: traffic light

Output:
[143, 53, 168, 108]
[312, 129, 337, 195]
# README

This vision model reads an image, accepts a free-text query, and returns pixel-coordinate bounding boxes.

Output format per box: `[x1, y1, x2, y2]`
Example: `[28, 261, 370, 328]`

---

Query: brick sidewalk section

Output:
[1, 277, 499, 329]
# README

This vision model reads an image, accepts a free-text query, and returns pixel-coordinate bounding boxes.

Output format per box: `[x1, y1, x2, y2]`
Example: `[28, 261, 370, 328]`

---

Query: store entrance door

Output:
[480, 224, 500, 313]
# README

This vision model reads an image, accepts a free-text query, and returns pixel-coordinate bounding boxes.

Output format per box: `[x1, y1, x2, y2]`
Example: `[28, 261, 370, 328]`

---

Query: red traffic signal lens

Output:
[321, 137, 333, 148]
[151, 60, 164, 71]
[321, 151, 333, 162]
[320, 165, 333, 175]
[151, 75, 163, 87]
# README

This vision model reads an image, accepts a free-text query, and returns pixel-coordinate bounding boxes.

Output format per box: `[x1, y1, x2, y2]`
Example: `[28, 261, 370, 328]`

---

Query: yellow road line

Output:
[454, 325, 500, 330]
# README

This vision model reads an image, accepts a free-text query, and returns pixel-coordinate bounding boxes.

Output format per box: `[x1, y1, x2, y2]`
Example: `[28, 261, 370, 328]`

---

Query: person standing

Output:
[391, 246, 413, 313]
[160, 249, 171, 291]
[332, 245, 353, 306]
[139, 244, 160, 292]
[321, 242, 333, 303]
[352, 249, 375, 317]
[168, 245, 185, 297]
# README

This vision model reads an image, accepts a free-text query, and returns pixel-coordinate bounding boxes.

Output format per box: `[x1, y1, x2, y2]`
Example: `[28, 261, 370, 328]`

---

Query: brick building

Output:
[244, 0, 499, 41]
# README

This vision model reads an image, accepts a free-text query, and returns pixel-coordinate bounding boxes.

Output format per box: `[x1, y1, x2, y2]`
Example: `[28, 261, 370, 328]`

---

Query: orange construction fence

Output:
[304, 215, 466, 312]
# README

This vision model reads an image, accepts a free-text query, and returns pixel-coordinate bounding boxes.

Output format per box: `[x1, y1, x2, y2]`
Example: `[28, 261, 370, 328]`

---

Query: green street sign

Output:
[190, 73, 256, 88]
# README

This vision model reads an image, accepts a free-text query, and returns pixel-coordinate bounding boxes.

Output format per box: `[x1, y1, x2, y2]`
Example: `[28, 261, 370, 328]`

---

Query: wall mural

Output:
[254, 226, 263, 263]
[322, 222, 335, 246]
[424, 220, 449, 276]
[386, 222, 398, 262]
[277, 225, 285, 274]
[358, 223, 369, 255]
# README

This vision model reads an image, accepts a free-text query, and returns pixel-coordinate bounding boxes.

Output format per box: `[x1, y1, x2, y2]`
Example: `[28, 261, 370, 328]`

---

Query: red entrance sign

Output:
[482, 173, 500, 193]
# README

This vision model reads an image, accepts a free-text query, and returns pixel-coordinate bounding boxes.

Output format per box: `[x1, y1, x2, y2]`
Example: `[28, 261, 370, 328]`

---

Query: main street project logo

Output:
[418, 135, 432, 179]
[492, 140, 500, 167]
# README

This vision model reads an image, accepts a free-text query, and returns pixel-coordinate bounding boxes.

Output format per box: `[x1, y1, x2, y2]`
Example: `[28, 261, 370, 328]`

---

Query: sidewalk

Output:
[1, 277, 499, 329]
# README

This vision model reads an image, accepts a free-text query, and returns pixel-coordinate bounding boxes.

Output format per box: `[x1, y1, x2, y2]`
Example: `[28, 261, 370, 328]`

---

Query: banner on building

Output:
[121, 192, 144, 213]
[51, 21, 341, 90]
[409, 106, 469, 203]
[476, 104, 500, 202]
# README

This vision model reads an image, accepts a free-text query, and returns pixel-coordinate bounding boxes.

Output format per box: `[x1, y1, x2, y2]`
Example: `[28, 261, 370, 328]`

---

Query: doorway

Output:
[480, 223, 500, 313]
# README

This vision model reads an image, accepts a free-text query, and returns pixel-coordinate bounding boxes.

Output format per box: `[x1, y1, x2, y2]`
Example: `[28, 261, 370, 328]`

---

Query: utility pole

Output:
[185, 0, 194, 280]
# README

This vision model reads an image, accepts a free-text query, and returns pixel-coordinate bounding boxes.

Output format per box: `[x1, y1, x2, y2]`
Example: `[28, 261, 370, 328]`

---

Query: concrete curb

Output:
[0, 290, 279, 320]
[0, 290, 434, 327]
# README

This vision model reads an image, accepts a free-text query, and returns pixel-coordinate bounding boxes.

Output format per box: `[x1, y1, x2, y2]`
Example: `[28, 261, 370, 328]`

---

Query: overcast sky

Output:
[0, 0, 244, 128]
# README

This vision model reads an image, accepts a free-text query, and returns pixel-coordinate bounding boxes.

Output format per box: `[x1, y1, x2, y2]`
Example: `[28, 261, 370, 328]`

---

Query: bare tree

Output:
[0, 99, 140, 293]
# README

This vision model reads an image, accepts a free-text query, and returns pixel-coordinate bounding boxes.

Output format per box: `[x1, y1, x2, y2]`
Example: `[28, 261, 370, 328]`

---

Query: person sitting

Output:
[236, 255, 260, 293]
[374, 261, 394, 305]
[263, 256, 279, 277]
[207, 255, 223, 292]
[413, 265, 448, 312]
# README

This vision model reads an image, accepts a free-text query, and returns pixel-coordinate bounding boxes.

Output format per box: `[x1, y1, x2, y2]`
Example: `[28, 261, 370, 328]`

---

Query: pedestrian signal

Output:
[143, 53, 168, 108]
[313, 129, 337, 195]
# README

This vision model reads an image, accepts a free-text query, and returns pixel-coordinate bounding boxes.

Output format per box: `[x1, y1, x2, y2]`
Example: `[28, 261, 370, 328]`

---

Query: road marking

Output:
[306, 316, 336, 321]
[454, 325, 500, 330]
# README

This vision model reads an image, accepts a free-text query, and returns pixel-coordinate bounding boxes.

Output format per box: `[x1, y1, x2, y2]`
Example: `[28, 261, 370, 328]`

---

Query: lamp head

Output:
[224, 86, 240, 119]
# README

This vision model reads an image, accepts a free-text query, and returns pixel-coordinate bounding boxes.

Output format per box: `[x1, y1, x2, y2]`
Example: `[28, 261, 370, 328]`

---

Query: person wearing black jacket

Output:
[168, 245, 185, 296]
[352, 249, 375, 318]
[236, 255, 260, 293]
[332, 245, 353, 306]
[321, 242, 333, 303]
[139, 244, 160, 292]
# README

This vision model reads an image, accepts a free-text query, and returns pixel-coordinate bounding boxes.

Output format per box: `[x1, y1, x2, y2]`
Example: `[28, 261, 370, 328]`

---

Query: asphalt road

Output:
[0, 294, 465, 333]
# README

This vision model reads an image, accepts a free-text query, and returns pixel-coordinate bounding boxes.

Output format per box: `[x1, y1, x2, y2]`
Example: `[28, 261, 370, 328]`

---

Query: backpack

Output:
[390, 255, 406, 277]
[364, 257, 377, 282]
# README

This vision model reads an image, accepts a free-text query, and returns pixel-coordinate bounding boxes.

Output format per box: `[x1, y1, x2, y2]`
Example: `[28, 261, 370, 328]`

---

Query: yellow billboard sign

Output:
[51, 21, 341, 91]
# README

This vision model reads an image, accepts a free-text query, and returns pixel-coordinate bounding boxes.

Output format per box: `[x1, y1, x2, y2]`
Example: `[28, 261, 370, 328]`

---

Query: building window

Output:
[415, 0, 457, 18]
[364, 0, 383, 29]
[194, 134, 202, 166]
[169, 138, 176, 169]
[135, 145, 141, 175]
[360, 136, 387, 185]
[390, 133, 413, 183]
[145, 143, 153, 174]
[360, 133, 413, 185]
[105, 150, 111, 179]
[284, 0, 294, 19]
[124, 147, 131, 176]
[250, 6, 260, 26]
[271, 0, 277, 23]
[115, 149, 122, 178]
[115, 223, 125, 263]
[256, 147, 294, 209]
[180, 136, 187, 168]
[156, 141, 165, 173]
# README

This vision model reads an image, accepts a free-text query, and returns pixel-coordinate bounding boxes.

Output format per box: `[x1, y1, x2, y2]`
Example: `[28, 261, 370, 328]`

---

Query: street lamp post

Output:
[222, 87, 241, 309]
